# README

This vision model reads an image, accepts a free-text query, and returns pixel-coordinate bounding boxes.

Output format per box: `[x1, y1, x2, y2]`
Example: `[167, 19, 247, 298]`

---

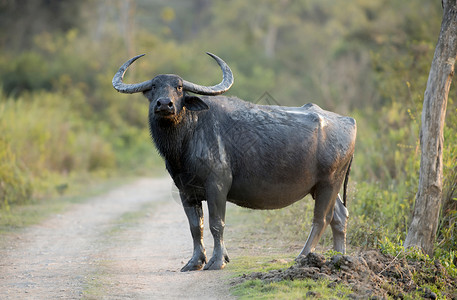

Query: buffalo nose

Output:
[157, 98, 173, 108]
[155, 98, 174, 113]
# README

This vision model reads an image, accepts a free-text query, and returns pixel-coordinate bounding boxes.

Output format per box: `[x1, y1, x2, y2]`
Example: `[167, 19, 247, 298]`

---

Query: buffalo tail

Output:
[343, 156, 353, 207]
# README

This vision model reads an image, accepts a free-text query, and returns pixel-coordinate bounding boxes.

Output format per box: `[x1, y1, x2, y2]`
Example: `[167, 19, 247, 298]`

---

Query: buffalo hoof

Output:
[203, 253, 230, 270]
[181, 254, 207, 272]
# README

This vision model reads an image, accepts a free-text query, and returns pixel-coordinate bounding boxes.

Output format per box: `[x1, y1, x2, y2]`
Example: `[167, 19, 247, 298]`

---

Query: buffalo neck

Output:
[149, 110, 197, 172]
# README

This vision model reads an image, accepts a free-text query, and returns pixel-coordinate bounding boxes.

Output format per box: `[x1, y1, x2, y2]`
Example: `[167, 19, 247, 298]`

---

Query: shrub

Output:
[0, 137, 33, 208]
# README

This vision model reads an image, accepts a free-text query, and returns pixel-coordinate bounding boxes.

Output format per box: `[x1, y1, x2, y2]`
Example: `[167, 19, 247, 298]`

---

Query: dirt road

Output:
[0, 178, 235, 299]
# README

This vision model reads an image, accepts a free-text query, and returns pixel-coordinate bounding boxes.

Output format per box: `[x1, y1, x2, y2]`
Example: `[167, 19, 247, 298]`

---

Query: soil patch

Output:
[234, 250, 457, 299]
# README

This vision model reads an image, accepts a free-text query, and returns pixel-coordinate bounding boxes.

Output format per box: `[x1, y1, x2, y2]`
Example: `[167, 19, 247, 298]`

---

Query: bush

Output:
[0, 137, 33, 209]
[0, 91, 119, 199]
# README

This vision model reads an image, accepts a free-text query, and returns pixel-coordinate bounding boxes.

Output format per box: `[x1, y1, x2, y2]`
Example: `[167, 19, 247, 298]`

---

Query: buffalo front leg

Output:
[181, 199, 207, 272]
[330, 194, 348, 254]
[299, 186, 339, 257]
[204, 181, 230, 270]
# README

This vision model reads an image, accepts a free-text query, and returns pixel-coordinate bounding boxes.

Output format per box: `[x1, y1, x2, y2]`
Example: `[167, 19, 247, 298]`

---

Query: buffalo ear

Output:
[184, 95, 209, 111]
[142, 89, 153, 99]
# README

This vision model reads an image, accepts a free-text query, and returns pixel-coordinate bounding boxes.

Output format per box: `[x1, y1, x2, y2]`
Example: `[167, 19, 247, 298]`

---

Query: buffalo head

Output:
[112, 53, 234, 122]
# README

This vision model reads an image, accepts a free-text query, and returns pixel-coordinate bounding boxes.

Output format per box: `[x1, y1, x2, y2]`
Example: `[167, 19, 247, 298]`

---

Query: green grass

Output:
[228, 253, 354, 299]
[232, 277, 354, 299]
[230, 255, 295, 276]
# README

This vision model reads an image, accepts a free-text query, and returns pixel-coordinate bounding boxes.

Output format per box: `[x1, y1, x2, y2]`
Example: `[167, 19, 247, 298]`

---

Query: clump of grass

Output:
[379, 237, 457, 298]
[232, 277, 353, 299]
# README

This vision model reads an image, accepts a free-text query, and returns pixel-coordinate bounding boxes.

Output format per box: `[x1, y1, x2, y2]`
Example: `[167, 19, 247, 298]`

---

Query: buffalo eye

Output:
[177, 85, 183, 92]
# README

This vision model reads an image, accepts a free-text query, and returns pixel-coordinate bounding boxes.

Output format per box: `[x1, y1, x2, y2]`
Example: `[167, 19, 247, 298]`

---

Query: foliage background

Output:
[0, 0, 456, 257]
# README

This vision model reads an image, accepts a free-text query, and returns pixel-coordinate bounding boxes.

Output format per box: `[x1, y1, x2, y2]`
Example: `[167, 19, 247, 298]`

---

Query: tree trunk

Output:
[404, 0, 457, 255]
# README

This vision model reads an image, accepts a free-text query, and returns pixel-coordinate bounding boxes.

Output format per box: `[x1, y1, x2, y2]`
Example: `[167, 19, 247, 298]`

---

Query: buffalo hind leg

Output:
[299, 186, 339, 257]
[181, 199, 207, 272]
[330, 194, 348, 254]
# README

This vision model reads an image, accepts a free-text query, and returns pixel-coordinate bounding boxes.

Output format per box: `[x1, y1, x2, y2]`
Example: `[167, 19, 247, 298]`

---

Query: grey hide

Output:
[112, 53, 357, 271]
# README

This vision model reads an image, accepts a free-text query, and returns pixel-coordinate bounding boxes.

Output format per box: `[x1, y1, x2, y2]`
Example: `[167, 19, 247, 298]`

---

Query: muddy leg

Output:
[181, 199, 207, 272]
[204, 181, 230, 270]
[299, 186, 339, 257]
[330, 194, 348, 254]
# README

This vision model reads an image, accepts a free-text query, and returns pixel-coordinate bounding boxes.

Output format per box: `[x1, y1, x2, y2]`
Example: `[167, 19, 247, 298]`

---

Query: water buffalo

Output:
[112, 53, 356, 271]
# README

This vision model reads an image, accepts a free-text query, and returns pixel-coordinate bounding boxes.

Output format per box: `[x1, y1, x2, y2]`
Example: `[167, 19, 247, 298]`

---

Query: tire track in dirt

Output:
[0, 178, 235, 299]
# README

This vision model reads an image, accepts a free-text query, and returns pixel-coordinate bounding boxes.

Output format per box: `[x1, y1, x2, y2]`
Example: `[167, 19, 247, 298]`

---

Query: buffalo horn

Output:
[112, 52, 234, 95]
[112, 54, 152, 94]
[182, 52, 234, 95]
